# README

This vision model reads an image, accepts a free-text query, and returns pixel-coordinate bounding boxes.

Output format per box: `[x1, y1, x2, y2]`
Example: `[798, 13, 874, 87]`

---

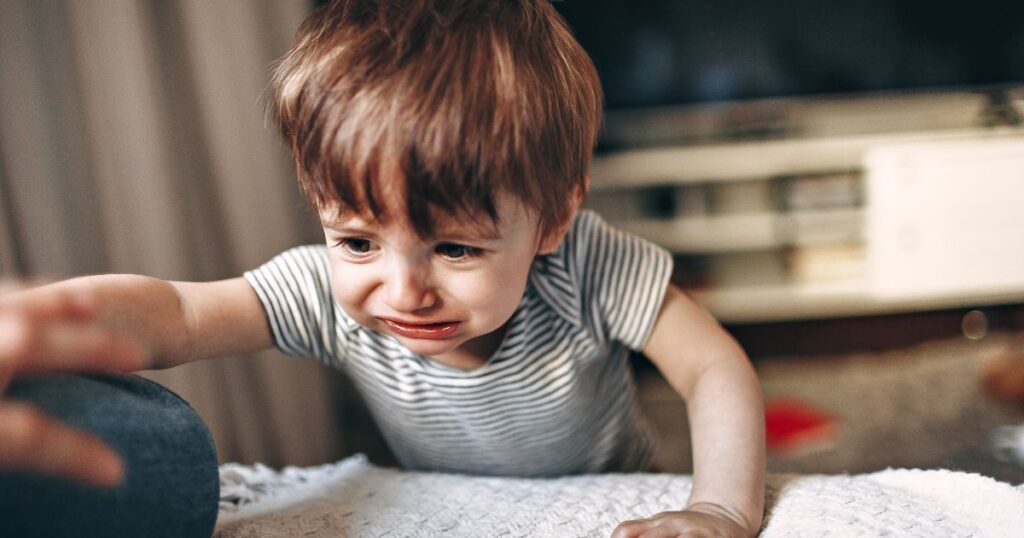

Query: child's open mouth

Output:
[378, 318, 460, 340]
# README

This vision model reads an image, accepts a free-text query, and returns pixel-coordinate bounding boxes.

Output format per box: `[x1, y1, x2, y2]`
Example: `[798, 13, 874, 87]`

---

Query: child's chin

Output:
[398, 337, 460, 357]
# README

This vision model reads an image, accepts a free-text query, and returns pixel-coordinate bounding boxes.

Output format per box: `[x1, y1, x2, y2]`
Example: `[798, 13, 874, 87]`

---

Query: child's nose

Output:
[382, 264, 437, 313]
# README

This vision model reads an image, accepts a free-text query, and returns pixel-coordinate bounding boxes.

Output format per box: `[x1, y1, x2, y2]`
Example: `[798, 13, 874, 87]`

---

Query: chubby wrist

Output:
[685, 501, 762, 536]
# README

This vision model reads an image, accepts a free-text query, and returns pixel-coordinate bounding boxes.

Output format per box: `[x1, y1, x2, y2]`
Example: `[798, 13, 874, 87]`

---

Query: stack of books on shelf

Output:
[777, 172, 865, 285]
[584, 171, 868, 291]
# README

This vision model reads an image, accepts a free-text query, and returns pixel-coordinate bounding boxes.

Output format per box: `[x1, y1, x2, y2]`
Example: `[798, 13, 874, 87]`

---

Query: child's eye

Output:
[435, 243, 480, 260]
[335, 238, 377, 257]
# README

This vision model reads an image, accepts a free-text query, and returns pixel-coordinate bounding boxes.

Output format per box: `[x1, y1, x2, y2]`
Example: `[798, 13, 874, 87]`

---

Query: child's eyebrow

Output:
[320, 217, 374, 233]
[433, 223, 503, 242]
[320, 209, 373, 226]
[321, 217, 503, 242]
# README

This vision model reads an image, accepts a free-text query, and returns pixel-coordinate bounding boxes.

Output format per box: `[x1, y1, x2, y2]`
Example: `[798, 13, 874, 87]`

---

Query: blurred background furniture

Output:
[553, 1, 1024, 484]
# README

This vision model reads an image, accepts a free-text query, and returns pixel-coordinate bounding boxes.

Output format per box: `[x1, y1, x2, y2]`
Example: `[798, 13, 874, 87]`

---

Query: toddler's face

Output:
[320, 195, 547, 364]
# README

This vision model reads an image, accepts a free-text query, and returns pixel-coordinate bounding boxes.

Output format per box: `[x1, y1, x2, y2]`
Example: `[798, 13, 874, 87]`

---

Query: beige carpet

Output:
[638, 331, 1024, 484]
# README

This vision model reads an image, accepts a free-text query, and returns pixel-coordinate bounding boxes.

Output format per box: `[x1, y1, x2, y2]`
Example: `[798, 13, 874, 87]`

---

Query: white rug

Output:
[215, 455, 1024, 537]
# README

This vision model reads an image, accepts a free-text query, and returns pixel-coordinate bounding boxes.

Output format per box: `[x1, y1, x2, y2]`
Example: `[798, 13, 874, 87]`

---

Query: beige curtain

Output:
[0, 0, 347, 466]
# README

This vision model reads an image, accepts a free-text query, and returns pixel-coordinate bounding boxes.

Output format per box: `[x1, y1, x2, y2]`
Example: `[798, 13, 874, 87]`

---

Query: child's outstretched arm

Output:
[0, 281, 144, 486]
[13, 275, 272, 370]
[0, 275, 269, 487]
[612, 284, 766, 538]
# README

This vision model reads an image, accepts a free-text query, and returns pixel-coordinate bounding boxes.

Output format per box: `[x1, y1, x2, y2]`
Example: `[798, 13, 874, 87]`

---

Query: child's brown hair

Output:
[271, 0, 602, 240]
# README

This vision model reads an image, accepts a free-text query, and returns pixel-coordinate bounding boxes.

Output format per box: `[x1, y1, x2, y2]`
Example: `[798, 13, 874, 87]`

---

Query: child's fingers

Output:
[0, 313, 146, 376]
[634, 526, 678, 538]
[0, 280, 25, 296]
[0, 402, 124, 487]
[610, 518, 658, 538]
[0, 277, 55, 296]
[38, 323, 147, 374]
[0, 285, 99, 324]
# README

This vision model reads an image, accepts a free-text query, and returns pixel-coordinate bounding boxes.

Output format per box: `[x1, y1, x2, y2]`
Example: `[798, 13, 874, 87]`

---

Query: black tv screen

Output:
[554, 0, 1024, 109]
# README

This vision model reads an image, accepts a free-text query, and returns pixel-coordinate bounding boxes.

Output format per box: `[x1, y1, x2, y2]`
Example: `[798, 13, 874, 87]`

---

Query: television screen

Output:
[554, 0, 1024, 109]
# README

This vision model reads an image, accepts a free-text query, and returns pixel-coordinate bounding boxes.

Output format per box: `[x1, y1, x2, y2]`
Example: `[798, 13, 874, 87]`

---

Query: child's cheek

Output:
[454, 267, 527, 321]
[329, 269, 372, 319]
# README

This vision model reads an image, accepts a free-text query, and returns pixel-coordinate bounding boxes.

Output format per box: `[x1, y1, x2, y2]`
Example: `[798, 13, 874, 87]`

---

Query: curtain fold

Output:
[0, 0, 344, 466]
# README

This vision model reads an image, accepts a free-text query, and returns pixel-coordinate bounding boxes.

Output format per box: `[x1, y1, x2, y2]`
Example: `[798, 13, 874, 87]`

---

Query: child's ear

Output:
[537, 179, 589, 255]
[538, 219, 572, 254]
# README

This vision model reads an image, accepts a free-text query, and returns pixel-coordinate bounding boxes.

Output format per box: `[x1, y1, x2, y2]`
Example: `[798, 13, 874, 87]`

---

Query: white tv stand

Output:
[586, 88, 1024, 323]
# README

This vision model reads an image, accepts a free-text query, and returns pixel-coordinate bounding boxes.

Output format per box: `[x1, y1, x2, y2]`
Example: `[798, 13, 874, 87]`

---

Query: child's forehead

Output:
[318, 200, 532, 240]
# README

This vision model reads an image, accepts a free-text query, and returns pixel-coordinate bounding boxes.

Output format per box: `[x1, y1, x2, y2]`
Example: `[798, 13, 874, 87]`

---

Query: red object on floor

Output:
[764, 398, 838, 453]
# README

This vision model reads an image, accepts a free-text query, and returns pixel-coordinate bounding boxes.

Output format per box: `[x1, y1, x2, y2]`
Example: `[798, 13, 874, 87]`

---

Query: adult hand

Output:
[611, 502, 753, 538]
[0, 281, 145, 487]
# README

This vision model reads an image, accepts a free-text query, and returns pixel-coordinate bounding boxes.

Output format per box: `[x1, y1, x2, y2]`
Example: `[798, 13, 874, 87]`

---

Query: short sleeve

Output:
[243, 245, 349, 365]
[570, 211, 673, 350]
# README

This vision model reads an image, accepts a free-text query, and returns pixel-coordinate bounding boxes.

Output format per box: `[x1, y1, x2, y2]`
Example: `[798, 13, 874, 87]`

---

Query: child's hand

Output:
[611, 502, 753, 538]
[0, 281, 145, 486]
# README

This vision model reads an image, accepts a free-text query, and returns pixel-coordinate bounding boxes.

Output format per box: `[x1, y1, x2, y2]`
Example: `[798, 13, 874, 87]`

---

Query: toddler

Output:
[9, 1, 765, 535]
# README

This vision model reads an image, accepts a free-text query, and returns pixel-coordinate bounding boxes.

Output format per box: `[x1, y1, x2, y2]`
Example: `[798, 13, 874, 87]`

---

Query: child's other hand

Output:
[611, 502, 753, 538]
[0, 281, 146, 487]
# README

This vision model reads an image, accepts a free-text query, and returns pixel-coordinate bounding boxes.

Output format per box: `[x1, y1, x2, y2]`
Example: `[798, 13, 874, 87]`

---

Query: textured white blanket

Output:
[215, 455, 1024, 537]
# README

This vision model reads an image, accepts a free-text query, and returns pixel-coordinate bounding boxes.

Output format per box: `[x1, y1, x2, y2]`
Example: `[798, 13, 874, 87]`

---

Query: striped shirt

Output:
[244, 210, 673, 476]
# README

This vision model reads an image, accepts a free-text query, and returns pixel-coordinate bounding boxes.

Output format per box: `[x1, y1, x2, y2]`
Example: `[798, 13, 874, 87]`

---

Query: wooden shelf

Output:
[589, 127, 1024, 188]
[691, 280, 1024, 324]
[616, 209, 863, 254]
[586, 90, 1024, 323]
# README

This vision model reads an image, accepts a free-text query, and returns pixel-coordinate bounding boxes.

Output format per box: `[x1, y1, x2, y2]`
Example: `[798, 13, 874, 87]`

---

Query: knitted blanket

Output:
[215, 455, 1024, 537]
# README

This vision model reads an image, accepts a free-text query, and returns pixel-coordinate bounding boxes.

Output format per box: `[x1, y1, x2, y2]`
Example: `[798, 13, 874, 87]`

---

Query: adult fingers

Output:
[0, 402, 123, 487]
